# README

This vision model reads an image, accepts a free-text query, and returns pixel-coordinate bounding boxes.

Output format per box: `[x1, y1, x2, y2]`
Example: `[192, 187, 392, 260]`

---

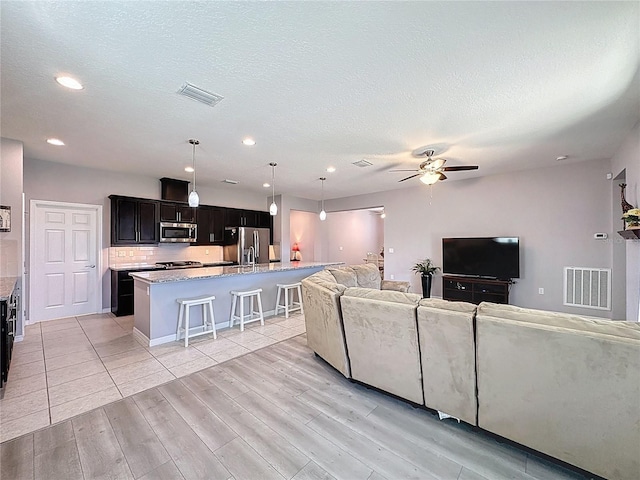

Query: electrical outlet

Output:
[129, 251, 134, 257]
[389, 247, 394, 254]
[205, 249, 209, 255]
[538, 288, 544, 295]
[118, 251, 126, 257]
[339, 246, 343, 251]
[390, 274, 395, 280]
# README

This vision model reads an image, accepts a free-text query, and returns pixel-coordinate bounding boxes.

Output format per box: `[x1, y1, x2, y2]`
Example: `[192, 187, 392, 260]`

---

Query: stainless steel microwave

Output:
[159, 222, 197, 243]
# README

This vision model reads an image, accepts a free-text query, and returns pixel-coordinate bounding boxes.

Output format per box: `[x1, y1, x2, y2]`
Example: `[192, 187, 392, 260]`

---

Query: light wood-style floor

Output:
[1, 334, 597, 480]
[0, 312, 306, 442]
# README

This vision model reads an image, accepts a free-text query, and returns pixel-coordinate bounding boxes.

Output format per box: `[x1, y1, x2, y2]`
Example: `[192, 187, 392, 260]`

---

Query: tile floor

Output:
[0, 311, 307, 443]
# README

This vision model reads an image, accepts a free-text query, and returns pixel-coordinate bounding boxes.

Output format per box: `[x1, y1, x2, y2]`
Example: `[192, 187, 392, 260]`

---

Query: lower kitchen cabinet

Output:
[1, 281, 18, 390]
[111, 270, 136, 316]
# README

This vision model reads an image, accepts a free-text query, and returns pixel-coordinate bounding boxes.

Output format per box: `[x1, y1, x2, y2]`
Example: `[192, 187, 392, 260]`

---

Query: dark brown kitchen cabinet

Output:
[195, 206, 225, 245]
[110, 195, 159, 245]
[159, 202, 196, 223]
[225, 208, 270, 228]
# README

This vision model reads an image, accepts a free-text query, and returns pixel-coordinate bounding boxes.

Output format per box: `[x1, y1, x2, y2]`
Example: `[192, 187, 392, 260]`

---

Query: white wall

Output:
[24, 158, 270, 311]
[325, 158, 616, 318]
[290, 210, 318, 262]
[318, 209, 384, 266]
[610, 122, 640, 321]
[0, 138, 24, 334]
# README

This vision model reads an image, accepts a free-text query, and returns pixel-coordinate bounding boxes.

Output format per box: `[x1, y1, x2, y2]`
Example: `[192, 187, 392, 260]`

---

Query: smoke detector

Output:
[177, 82, 224, 107]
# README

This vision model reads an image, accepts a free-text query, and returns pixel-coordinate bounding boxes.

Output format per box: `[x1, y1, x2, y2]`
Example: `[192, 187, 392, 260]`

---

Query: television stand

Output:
[442, 275, 510, 305]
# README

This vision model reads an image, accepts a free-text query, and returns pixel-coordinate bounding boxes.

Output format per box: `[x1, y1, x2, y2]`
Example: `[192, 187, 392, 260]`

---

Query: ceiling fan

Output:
[389, 149, 478, 185]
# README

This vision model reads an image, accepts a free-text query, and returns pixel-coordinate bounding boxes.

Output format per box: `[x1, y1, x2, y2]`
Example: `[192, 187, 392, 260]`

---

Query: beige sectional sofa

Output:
[475, 302, 640, 480]
[301, 264, 410, 378]
[301, 265, 640, 480]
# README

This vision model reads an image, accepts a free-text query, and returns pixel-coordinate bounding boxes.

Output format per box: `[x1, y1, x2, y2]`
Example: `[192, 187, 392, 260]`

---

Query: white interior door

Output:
[31, 200, 101, 322]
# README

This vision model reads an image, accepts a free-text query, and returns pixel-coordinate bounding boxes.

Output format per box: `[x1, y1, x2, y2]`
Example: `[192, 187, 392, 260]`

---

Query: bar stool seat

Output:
[275, 282, 304, 319]
[176, 294, 217, 347]
[230, 289, 264, 332]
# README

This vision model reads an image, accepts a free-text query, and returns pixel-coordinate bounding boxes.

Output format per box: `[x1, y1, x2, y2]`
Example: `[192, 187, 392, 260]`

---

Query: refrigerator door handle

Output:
[254, 230, 260, 259]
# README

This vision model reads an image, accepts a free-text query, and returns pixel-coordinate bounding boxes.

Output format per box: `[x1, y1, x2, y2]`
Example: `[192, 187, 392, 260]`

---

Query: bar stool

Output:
[176, 294, 217, 347]
[275, 282, 304, 318]
[230, 289, 264, 332]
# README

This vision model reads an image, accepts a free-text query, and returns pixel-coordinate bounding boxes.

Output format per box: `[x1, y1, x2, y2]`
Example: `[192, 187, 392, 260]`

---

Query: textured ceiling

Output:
[1, 1, 639, 200]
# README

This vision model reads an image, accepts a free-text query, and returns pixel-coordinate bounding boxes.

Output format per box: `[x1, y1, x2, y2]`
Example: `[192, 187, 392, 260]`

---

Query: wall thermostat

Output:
[594, 233, 607, 239]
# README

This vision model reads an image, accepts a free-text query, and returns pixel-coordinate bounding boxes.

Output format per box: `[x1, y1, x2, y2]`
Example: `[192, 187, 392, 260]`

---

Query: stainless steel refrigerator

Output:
[223, 227, 270, 265]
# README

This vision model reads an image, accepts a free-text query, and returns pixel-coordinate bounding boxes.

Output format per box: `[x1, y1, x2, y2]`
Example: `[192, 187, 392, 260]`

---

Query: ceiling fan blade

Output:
[441, 165, 479, 171]
[389, 169, 420, 172]
[398, 173, 421, 182]
[438, 173, 447, 181]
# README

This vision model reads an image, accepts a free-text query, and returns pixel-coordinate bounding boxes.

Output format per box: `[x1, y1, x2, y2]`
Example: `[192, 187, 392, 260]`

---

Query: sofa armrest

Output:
[381, 280, 411, 293]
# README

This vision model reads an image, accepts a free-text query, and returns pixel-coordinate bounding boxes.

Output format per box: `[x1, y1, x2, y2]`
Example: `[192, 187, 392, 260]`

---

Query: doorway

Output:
[30, 200, 102, 322]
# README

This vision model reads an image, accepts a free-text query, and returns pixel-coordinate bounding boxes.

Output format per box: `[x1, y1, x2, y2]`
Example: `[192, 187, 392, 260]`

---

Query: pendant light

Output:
[269, 162, 278, 216]
[319, 177, 327, 221]
[188, 139, 200, 207]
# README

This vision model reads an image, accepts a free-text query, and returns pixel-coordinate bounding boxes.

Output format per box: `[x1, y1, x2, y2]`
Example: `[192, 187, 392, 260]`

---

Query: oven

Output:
[159, 222, 197, 243]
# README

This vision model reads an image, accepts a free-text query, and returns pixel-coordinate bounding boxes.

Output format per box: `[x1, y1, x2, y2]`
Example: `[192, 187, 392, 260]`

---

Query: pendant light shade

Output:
[319, 177, 327, 221]
[188, 139, 200, 207]
[269, 162, 278, 216]
[188, 191, 199, 207]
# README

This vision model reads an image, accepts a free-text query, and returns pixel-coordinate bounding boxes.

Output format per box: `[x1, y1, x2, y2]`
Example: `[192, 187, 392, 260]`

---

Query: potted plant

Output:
[622, 208, 640, 230]
[412, 258, 440, 298]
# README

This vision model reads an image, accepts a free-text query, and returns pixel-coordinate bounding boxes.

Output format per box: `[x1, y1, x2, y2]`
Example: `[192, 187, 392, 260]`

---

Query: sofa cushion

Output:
[327, 267, 358, 287]
[419, 298, 477, 313]
[343, 287, 421, 305]
[351, 263, 382, 289]
[477, 302, 640, 340]
[306, 269, 337, 285]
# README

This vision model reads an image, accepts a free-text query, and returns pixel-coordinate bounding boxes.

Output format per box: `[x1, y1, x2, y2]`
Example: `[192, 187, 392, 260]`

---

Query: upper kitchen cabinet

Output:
[225, 208, 270, 228]
[195, 206, 225, 245]
[159, 202, 196, 223]
[110, 195, 159, 245]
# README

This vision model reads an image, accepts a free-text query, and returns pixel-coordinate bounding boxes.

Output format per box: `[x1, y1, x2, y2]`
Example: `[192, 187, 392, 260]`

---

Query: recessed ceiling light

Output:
[55, 76, 83, 90]
[46, 138, 65, 146]
[184, 166, 194, 173]
[242, 138, 256, 146]
[326, 166, 336, 173]
[263, 183, 270, 188]
[556, 155, 569, 161]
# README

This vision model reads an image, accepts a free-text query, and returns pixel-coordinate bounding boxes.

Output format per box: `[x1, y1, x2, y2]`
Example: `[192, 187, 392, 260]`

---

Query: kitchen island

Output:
[129, 262, 341, 346]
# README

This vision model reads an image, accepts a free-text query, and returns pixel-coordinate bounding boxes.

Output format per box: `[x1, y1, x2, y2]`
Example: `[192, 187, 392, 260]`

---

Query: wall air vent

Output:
[177, 82, 224, 107]
[353, 159, 373, 167]
[222, 179, 239, 184]
[564, 267, 611, 310]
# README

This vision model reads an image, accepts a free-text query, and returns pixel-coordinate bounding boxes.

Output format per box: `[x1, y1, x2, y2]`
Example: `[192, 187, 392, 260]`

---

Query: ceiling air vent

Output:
[222, 179, 239, 185]
[353, 159, 373, 167]
[177, 82, 224, 107]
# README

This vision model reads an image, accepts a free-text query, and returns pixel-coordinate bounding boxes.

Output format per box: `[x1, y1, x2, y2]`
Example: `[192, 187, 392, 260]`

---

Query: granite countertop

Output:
[110, 261, 235, 271]
[0, 277, 18, 301]
[109, 264, 162, 271]
[129, 261, 342, 284]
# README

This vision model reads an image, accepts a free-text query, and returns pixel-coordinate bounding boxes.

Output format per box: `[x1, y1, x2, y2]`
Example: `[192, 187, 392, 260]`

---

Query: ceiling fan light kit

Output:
[420, 172, 441, 185]
[188, 139, 200, 207]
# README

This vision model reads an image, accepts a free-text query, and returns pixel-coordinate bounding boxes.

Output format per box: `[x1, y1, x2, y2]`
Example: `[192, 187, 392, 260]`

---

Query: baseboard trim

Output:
[134, 310, 278, 347]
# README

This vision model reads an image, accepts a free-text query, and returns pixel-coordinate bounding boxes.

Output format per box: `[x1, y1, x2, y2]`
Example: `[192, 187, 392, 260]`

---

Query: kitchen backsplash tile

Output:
[108, 245, 223, 267]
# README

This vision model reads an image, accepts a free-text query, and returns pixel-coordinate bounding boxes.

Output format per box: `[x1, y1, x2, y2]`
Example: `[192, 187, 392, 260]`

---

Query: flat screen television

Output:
[442, 237, 520, 280]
